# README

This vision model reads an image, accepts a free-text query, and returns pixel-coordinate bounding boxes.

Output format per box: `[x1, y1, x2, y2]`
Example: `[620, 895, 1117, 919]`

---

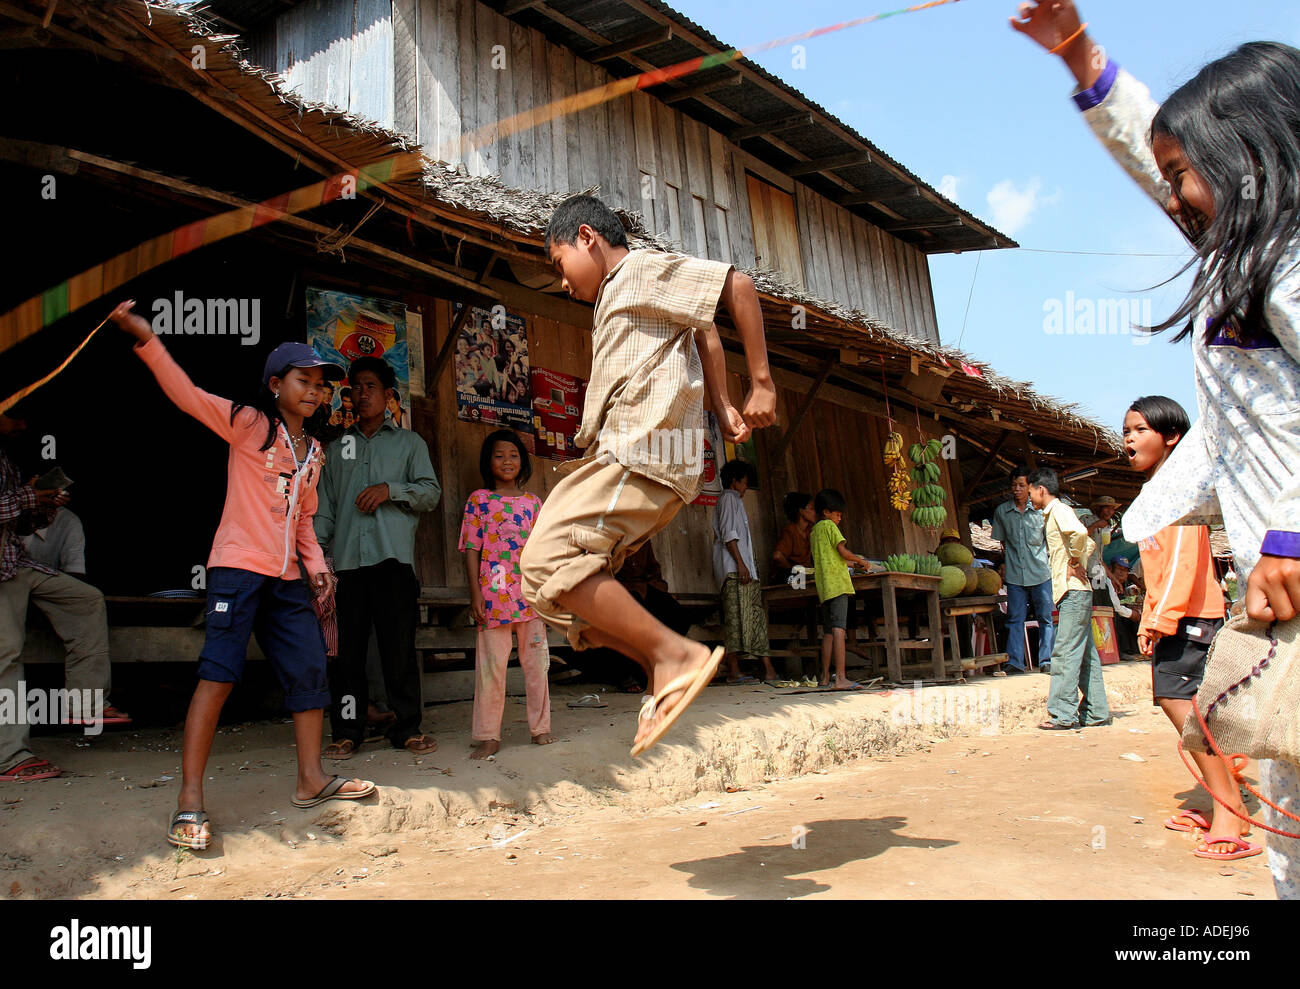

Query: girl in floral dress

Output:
[460, 430, 553, 758]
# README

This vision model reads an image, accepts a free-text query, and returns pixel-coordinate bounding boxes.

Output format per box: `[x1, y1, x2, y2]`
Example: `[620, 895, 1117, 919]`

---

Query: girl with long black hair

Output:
[1012, 0, 1300, 899]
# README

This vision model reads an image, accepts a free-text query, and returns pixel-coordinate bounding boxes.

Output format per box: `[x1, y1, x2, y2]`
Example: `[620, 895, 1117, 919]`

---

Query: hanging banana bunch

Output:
[884, 431, 912, 511]
[908, 438, 948, 529]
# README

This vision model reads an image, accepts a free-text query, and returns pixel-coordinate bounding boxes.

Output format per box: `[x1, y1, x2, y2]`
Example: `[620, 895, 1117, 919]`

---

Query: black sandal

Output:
[167, 810, 210, 850]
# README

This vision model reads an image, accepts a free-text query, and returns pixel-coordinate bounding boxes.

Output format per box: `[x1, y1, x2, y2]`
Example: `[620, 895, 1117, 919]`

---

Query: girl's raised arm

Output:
[1010, 1, 1172, 215]
[109, 300, 243, 443]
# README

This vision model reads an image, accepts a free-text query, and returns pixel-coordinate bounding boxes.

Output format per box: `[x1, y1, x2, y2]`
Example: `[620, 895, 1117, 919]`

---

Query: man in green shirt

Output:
[810, 488, 869, 690]
[315, 358, 441, 758]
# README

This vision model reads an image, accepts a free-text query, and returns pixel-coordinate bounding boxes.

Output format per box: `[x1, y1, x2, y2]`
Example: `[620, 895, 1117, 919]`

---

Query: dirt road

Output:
[2, 665, 1275, 899]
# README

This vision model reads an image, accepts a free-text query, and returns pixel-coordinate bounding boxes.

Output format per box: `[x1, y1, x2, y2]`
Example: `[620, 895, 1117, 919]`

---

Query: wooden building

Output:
[1, 0, 1142, 669]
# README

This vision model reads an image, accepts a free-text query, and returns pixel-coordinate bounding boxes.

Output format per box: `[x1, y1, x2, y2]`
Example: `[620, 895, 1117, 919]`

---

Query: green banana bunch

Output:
[883, 553, 917, 573]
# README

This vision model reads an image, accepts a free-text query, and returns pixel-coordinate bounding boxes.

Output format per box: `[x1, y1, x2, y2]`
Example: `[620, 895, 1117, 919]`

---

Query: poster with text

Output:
[530, 367, 586, 461]
[305, 288, 411, 435]
[452, 303, 532, 432]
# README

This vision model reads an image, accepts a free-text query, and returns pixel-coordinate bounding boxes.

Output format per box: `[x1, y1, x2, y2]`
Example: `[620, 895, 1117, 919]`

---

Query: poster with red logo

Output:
[305, 288, 412, 437]
[691, 411, 726, 507]
[529, 367, 586, 461]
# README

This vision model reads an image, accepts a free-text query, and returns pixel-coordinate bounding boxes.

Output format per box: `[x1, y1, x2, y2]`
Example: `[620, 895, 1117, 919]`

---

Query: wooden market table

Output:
[763, 571, 944, 682]
[941, 593, 1009, 674]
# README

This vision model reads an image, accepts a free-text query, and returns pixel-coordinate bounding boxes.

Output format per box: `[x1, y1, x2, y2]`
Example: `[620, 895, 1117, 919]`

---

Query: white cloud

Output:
[937, 174, 961, 203]
[986, 177, 1061, 235]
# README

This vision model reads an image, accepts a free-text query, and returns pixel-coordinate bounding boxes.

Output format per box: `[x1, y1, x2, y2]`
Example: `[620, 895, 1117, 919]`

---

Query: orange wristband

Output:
[1048, 22, 1088, 55]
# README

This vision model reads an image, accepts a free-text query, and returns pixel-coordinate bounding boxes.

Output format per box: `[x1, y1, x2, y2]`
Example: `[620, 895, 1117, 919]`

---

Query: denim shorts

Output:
[199, 566, 330, 712]
[820, 593, 851, 631]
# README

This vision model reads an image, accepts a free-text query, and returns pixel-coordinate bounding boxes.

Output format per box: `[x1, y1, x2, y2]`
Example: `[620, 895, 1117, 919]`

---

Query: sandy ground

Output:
[0, 661, 1278, 899]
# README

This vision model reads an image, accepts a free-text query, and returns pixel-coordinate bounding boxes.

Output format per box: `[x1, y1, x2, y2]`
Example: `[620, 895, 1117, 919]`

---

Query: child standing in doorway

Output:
[460, 429, 552, 759]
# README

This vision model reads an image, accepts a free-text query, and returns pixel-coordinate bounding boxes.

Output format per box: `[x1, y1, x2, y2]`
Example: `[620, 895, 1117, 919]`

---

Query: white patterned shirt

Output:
[1076, 63, 1300, 576]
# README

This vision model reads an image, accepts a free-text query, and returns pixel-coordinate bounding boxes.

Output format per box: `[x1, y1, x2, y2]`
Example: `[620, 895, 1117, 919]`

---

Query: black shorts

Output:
[1151, 616, 1223, 702]
[820, 593, 851, 631]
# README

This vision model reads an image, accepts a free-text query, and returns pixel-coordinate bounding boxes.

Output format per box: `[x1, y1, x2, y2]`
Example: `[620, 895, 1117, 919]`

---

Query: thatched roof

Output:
[13, 0, 1124, 467]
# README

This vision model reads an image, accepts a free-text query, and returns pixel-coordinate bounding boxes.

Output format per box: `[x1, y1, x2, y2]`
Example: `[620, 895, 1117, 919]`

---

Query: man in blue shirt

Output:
[990, 466, 1055, 674]
[315, 358, 441, 758]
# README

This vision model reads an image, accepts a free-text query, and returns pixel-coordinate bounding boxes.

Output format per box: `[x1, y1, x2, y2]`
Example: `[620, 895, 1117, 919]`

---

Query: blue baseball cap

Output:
[1112, 556, 1132, 569]
[262, 342, 346, 386]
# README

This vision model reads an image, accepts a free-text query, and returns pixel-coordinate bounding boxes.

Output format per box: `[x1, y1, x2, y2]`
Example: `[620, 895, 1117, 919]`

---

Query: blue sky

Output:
[678, 0, 1299, 431]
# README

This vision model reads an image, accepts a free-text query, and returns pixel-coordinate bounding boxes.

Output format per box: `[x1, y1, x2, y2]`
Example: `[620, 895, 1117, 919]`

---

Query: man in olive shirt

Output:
[316, 358, 441, 757]
[990, 466, 1055, 674]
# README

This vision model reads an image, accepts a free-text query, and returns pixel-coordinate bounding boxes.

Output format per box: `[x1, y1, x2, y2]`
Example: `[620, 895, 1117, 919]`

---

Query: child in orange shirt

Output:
[1125, 396, 1252, 861]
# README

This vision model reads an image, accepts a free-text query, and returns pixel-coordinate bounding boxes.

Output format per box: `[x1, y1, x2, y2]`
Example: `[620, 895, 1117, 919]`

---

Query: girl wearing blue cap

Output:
[109, 301, 377, 850]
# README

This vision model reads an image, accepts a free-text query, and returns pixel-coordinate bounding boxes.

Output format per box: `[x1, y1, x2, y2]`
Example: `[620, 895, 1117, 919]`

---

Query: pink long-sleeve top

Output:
[135, 335, 327, 579]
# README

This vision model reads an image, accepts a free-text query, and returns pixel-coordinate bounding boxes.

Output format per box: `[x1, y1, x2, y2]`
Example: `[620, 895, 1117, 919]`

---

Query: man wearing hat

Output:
[1079, 495, 1121, 602]
[1102, 555, 1140, 657]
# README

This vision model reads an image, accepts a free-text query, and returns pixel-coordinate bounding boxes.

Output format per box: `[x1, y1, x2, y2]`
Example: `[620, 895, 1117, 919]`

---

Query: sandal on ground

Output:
[724, 675, 758, 685]
[166, 810, 210, 850]
[291, 775, 376, 809]
[404, 734, 438, 755]
[323, 739, 356, 760]
[65, 705, 132, 727]
[1193, 835, 1262, 861]
[0, 757, 61, 783]
[567, 693, 607, 708]
[1037, 720, 1080, 731]
[1165, 809, 1211, 833]
[630, 646, 725, 757]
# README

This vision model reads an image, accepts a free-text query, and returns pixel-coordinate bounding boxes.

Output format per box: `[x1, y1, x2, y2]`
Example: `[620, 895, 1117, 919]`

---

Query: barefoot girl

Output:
[1012, 0, 1300, 897]
[109, 302, 375, 850]
[459, 429, 552, 759]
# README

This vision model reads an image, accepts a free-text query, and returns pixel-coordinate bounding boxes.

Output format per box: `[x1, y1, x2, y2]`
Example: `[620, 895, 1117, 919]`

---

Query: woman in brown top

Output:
[772, 491, 815, 582]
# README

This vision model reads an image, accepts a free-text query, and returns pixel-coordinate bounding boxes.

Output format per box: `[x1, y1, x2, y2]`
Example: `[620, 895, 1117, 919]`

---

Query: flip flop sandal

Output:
[1037, 721, 1080, 731]
[291, 775, 376, 809]
[167, 810, 210, 850]
[0, 757, 61, 783]
[630, 645, 725, 757]
[323, 739, 356, 761]
[1193, 836, 1263, 861]
[404, 735, 438, 755]
[723, 675, 758, 685]
[1165, 809, 1211, 833]
[567, 694, 607, 708]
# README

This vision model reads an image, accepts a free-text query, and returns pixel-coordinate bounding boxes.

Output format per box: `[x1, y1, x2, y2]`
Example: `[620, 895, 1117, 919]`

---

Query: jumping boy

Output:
[524, 194, 776, 755]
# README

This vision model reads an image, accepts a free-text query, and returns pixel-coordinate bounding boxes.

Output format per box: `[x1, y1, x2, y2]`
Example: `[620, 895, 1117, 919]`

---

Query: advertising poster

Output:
[452, 303, 532, 432]
[530, 367, 586, 461]
[691, 410, 726, 507]
[305, 288, 411, 431]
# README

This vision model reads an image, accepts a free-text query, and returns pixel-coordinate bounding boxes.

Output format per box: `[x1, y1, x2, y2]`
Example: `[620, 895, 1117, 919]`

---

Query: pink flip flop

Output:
[1165, 809, 1211, 833]
[1193, 836, 1263, 861]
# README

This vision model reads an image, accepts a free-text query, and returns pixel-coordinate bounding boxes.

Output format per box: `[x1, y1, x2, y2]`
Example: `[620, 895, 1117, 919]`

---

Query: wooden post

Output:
[881, 574, 902, 683]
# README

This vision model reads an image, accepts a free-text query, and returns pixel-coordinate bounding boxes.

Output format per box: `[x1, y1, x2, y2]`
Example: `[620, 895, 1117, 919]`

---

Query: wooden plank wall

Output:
[273, 0, 395, 129]
[256, 0, 940, 345]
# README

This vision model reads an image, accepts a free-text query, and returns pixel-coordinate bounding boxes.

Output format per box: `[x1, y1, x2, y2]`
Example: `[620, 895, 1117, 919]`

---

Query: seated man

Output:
[1103, 556, 1141, 657]
[771, 491, 814, 585]
[23, 506, 87, 578]
[1, 410, 129, 785]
